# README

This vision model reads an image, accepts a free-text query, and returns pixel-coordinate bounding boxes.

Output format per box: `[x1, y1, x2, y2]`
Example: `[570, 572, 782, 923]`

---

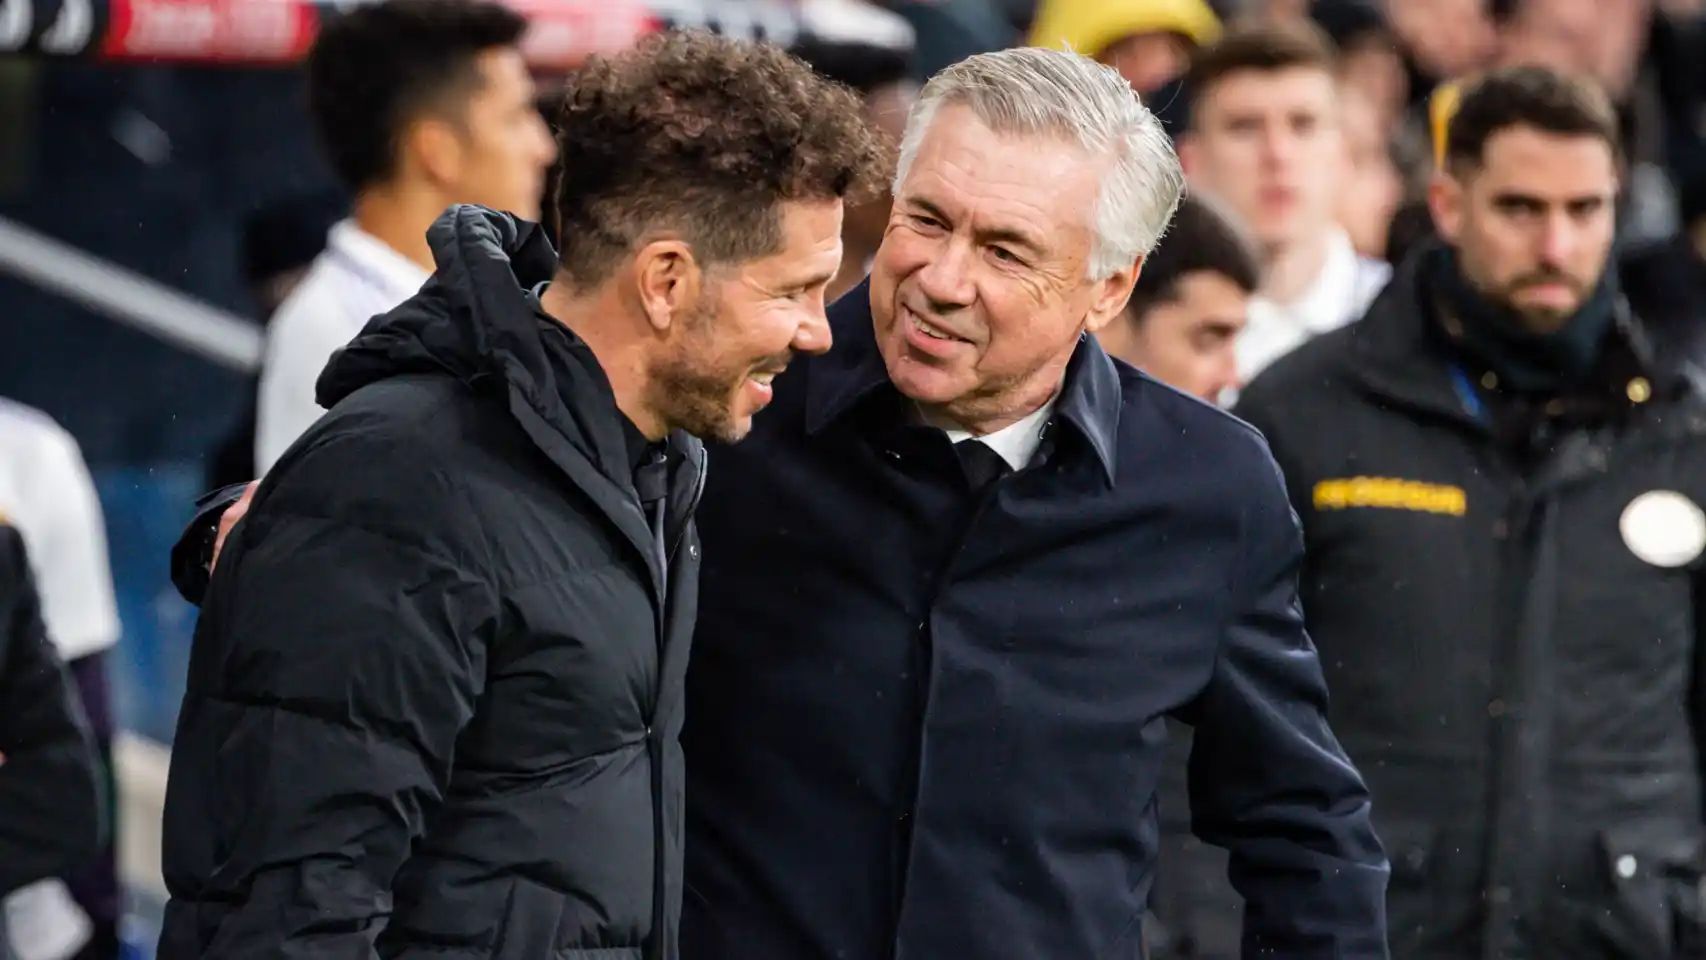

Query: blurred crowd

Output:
[1, 0, 1705, 957]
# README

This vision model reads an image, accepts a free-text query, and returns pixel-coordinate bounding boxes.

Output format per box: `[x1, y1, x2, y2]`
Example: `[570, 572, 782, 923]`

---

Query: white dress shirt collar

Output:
[919, 397, 1057, 472]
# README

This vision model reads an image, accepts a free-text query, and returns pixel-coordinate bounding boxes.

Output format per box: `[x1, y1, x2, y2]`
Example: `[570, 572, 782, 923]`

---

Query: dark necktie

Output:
[955, 438, 1012, 491]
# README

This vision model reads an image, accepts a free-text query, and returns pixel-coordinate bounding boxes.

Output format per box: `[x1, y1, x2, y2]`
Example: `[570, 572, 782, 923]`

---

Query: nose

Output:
[1538, 213, 1577, 268]
[914, 237, 977, 311]
[534, 116, 559, 166]
[1214, 353, 1243, 406]
[1260, 124, 1296, 169]
[793, 302, 834, 357]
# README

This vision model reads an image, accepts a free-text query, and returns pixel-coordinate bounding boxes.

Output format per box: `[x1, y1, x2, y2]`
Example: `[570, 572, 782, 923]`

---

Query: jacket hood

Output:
[316, 204, 626, 471]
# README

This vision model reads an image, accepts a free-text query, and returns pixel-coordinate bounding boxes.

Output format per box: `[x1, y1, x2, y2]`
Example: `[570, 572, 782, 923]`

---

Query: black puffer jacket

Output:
[0, 523, 101, 896]
[1232, 248, 1706, 958]
[159, 206, 705, 960]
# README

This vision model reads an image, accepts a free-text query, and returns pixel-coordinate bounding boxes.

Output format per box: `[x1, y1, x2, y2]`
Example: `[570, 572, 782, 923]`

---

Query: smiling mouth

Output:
[906, 306, 968, 343]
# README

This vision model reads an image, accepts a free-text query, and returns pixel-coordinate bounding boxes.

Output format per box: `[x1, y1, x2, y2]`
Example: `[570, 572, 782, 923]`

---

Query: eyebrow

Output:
[779, 267, 838, 293]
[1491, 191, 1608, 208]
[906, 196, 1047, 258]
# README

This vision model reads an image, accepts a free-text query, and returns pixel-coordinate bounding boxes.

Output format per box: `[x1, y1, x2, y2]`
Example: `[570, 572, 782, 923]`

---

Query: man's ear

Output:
[1082, 255, 1144, 336]
[1427, 168, 1465, 246]
[633, 239, 702, 334]
[404, 116, 466, 190]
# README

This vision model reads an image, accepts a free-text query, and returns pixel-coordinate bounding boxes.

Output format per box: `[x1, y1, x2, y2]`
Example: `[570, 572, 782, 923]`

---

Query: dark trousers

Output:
[63, 653, 118, 960]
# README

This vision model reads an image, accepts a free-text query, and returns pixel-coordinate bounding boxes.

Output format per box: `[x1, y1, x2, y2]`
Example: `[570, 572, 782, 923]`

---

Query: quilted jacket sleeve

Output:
[0, 525, 102, 895]
[159, 427, 499, 959]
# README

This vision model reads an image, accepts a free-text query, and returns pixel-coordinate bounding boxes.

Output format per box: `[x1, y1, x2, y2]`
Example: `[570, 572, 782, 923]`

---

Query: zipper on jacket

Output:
[643, 448, 703, 960]
[667, 453, 708, 563]
[646, 730, 665, 960]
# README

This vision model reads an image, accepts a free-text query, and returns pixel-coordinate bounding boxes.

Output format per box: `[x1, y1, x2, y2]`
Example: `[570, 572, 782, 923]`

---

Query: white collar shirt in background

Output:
[254, 220, 430, 472]
[1237, 228, 1391, 383]
[0, 397, 120, 661]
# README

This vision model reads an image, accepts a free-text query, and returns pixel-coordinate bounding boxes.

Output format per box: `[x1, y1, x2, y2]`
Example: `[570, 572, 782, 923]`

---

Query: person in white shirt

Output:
[255, 0, 557, 471]
[0, 398, 120, 960]
[1178, 21, 1391, 383]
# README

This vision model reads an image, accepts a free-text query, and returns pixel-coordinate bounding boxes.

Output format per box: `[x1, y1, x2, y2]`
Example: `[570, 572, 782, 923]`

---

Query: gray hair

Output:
[893, 46, 1185, 281]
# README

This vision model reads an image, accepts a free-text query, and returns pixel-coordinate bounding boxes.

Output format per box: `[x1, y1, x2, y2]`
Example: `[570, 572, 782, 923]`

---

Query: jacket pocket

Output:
[1594, 822, 1706, 958]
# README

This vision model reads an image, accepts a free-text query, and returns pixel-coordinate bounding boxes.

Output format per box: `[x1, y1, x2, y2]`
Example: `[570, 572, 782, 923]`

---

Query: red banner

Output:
[101, 0, 319, 63]
[0, 0, 796, 66]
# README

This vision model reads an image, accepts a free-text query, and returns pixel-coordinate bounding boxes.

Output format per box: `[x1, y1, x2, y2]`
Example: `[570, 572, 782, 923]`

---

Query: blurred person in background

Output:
[0, 401, 120, 960]
[1237, 65, 1706, 957]
[1094, 194, 1260, 403]
[1338, 86, 1407, 261]
[1310, 0, 1410, 134]
[206, 196, 344, 490]
[1388, 0, 1499, 111]
[1178, 22, 1391, 382]
[1622, 167, 1706, 367]
[791, 1, 919, 301]
[1496, 0, 1684, 243]
[0, 525, 102, 960]
[158, 31, 885, 960]
[1025, 0, 1223, 133]
[680, 46, 1387, 960]
[254, 0, 557, 472]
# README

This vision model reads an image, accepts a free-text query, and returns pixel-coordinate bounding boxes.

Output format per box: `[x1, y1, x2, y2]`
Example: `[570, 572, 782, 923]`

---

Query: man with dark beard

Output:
[1236, 65, 1706, 957]
[156, 32, 885, 960]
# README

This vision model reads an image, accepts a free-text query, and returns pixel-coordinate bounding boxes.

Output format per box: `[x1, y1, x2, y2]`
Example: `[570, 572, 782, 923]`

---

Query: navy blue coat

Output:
[681, 284, 1390, 959]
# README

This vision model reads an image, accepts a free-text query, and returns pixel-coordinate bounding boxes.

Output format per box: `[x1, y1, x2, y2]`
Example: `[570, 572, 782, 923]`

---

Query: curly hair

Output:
[552, 31, 891, 289]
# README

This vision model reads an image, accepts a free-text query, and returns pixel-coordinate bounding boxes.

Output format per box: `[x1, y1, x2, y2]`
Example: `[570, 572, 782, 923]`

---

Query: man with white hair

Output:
[681, 45, 1389, 959]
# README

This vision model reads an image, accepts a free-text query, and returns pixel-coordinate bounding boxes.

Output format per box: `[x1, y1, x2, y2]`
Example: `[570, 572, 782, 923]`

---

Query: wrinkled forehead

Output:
[898, 105, 1104, 230]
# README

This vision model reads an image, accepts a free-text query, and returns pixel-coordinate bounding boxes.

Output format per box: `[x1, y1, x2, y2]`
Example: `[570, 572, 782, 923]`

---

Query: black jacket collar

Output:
[319, 204, 703, 489]
[1347, 244, 1687, 426]
[804, 279, 1122, 485]
[318, 205, 704, 604]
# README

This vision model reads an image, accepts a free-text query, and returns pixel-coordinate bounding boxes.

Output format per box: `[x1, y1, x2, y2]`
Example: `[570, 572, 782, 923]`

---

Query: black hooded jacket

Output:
[159, 206, 706, 960]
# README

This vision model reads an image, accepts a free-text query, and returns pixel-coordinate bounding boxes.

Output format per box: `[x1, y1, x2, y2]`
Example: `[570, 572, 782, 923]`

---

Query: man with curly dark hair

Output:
[157, 31, 886, 960]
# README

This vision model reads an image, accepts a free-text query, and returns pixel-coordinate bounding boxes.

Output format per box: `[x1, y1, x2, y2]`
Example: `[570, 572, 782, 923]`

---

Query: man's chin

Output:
[695, 405, 754, 445]
[715, 416, 754, 444]
[887, 359, 969, 407]
[1508, 299, 1579, 334]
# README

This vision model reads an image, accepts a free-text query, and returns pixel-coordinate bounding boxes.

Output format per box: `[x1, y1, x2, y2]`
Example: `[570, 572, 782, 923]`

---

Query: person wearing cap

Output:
[1236, 65, 1706, 957]
[1027, 0, 1221, 113]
